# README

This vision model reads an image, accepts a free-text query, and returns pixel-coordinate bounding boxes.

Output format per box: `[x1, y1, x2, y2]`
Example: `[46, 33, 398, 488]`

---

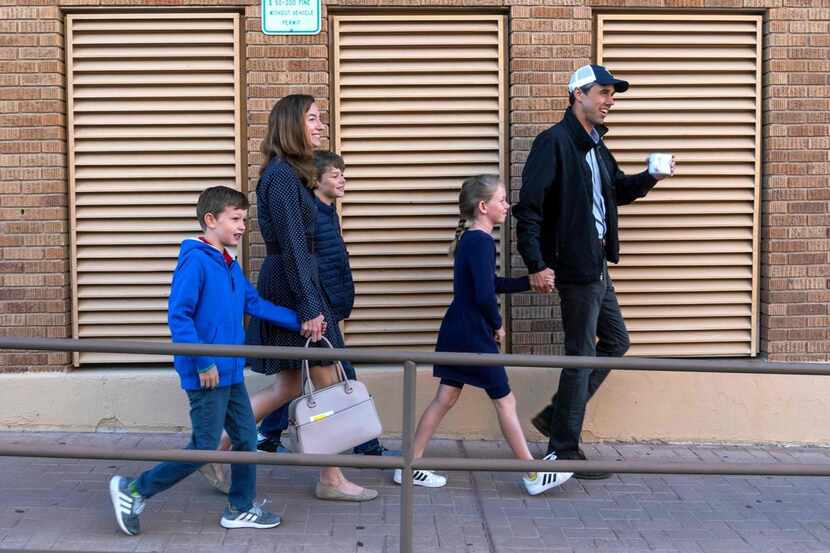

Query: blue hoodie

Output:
[168, 238, 301, 390]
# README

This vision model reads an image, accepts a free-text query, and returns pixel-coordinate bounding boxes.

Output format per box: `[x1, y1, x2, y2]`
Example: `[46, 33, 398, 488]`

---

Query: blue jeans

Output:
[259, 361, 382, 454]
[547, 261, 630, 458]
[135, 383, 257, 512]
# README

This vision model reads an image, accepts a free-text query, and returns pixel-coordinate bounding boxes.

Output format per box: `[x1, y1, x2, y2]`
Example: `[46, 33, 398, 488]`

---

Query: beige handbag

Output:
[283, 337, 383, 454]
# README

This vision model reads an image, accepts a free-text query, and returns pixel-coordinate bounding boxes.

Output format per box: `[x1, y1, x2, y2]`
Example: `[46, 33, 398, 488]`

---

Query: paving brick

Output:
[1, 433, 830, 552]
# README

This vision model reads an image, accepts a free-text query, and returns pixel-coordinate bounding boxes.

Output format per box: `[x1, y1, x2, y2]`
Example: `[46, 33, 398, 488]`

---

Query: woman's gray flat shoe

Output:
[199, 463, 230, 495]
[314, 481, 378, 502]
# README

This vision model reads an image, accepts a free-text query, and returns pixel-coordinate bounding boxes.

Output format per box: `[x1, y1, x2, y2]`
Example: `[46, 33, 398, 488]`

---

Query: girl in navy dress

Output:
[394, 175, 573, 496]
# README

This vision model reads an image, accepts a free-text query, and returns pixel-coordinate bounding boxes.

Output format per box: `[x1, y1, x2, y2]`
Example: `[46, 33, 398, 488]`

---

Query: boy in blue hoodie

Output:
[109, 186, 302, 536]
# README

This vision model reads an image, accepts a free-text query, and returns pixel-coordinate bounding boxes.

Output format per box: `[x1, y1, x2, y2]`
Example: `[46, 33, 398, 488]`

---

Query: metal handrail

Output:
[2, 336, 830, 553]
[5, 444, 830, 477]
[3, 336, 830, 375]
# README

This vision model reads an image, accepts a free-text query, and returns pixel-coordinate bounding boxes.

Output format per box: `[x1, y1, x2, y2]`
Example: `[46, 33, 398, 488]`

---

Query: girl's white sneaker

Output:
[522, 453, 573, 496]
[393, 469, 447, 488]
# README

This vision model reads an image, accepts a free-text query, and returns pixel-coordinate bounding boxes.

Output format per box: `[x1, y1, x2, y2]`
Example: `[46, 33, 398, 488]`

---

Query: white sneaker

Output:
[109, 476, 145, 536]
[393, 468, 447, 488]
[522, 452, 573, 496]
[220, 500, 281, 529]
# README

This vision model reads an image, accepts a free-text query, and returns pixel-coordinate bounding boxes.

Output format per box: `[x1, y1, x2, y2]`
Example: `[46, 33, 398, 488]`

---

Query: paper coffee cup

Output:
[648, 153, 672, 177]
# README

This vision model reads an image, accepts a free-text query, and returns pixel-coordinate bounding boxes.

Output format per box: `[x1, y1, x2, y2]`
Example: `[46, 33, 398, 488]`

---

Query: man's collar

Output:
[563, 107, 608, 151]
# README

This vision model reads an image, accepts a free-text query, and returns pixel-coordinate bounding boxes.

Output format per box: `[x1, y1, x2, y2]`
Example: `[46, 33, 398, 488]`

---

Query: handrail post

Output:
[400, 359, 416, 553]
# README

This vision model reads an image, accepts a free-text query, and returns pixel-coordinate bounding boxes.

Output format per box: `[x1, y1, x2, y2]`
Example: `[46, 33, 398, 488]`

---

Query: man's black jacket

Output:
[513, 107, 657, 285]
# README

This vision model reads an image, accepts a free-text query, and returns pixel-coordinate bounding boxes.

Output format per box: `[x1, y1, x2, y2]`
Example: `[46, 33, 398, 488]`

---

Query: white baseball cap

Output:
[568, 64, 629, 93]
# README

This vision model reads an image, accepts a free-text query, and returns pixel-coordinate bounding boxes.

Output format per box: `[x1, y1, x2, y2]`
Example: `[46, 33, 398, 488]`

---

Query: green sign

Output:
[262, 0, 321, 35]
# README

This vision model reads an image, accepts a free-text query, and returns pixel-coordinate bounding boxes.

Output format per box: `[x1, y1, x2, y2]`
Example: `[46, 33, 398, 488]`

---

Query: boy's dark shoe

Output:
[220, 501, 281, 529]
[354, 443, 401, 457]
[256, 432, 287, 453]
[109, 475, 145, 536]
[258, 433, 396, 456]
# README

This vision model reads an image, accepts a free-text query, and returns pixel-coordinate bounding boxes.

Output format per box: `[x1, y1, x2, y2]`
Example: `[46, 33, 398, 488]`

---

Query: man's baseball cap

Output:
[568, 64, 629, 93]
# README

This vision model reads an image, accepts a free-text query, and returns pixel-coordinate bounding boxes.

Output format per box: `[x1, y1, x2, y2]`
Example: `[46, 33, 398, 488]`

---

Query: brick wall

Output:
[508, 4, 592, 356]
[0, 6, 68, 372]
[760, 7, 830, 361]
[245, 0, 830, 364]
[0, 0, 828, 371]
[506, 0, 830, 363]
[244, 1, 330, 276]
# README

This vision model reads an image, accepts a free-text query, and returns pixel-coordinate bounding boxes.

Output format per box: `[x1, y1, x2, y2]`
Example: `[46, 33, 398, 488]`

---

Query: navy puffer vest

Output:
[314, 196, 355, 322]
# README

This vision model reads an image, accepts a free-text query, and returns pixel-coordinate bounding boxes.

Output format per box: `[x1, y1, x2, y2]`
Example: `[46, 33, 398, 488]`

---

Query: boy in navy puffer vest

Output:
[256, 152, 394, 456]
[311, 151, 355, 322]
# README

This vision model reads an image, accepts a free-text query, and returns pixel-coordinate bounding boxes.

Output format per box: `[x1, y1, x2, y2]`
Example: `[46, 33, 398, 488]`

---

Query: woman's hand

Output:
[302, 314, 326, 342]
[494, 326, 506, 346]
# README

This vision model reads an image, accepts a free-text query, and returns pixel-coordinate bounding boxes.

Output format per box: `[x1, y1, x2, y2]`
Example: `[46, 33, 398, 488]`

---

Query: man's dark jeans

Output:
[136, 383, 257, 511]
[546, 262, 630, 458]
[259, 361, 382, 454]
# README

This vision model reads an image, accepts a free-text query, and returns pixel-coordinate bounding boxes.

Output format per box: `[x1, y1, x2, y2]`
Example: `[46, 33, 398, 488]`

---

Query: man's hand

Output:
[302, 314, 326, 342]
[529, 268, 555, 293]
[652, 156, 676, 182]
[199, 365, 219, 389]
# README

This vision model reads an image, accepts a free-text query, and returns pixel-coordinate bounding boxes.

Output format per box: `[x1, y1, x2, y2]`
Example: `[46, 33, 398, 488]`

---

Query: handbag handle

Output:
[300, 336, 352, 407]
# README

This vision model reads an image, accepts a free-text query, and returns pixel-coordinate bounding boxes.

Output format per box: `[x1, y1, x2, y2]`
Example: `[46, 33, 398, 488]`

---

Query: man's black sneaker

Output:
[574, 470, 612, 480]
[530, 406, 553, 437]
[572, 448, 612, 480]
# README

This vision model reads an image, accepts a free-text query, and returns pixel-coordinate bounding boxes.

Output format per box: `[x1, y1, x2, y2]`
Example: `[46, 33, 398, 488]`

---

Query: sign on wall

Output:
[261, 0, 321, 35]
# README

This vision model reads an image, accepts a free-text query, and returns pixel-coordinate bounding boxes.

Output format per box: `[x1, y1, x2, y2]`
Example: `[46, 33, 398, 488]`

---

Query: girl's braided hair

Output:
[448, 174, 501, 257]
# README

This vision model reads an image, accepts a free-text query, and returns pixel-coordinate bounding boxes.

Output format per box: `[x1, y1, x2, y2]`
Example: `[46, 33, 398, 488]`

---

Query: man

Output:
[513, 64, 673, 479]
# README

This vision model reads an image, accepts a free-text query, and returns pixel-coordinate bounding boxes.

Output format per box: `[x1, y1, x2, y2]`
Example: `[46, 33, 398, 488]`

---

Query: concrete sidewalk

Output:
[2, 432, 830, 553]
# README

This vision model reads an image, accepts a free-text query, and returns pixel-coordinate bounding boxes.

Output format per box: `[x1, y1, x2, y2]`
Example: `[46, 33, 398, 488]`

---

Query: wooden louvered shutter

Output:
[66, 13, 243, 366]
[597, 14, 761, 356]
[332, 15, 507, 351]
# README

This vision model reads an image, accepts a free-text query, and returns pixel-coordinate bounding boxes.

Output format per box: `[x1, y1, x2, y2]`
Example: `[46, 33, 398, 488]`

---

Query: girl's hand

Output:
[302, 314, 326, 342]
[494, 326, 506, 346]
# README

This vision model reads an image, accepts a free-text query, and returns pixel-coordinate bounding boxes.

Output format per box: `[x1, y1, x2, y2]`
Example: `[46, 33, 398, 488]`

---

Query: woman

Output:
[212, 94, 377, 502]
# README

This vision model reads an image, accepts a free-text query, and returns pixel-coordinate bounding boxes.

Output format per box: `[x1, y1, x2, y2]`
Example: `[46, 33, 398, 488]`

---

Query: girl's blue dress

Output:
[433, 229, 530, 397]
